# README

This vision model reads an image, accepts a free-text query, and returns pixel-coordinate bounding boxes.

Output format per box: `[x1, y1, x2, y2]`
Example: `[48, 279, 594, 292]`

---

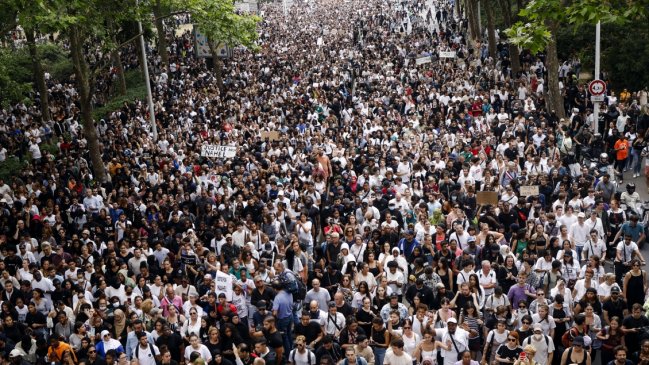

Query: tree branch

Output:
[154, 10, 191, 21]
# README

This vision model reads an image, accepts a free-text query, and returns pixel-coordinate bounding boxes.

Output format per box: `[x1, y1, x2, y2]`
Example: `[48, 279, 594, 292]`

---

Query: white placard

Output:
[416, 56, 432, 65]
[201, 145, 237, 158]
[591, 95, 605, 102]
[439, 51, 457, 58]
[214, 271, 233, 301]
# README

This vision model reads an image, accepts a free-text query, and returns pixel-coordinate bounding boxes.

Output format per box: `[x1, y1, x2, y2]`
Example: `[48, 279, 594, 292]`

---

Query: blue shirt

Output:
[272, 290, 293, 319]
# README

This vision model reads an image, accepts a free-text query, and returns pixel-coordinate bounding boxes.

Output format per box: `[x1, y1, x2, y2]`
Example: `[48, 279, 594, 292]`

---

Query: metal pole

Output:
[283, 0, 287, 17]
[137, 0, 158, 142]
[593, 21, 601, 134]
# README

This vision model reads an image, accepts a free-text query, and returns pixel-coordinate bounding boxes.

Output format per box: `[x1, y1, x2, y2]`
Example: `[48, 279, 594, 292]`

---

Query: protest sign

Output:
[476, 191, 498, 205]
[519, 185, 540, 196]
[214, 270, 233, 301]
[201, 145, 237, 158]
[416, 56, 432, 65]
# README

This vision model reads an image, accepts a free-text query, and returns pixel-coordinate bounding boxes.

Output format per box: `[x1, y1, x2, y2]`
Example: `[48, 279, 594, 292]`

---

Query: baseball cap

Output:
[533, 324, 543, 332]
[447, 318, 457, 324]
[572, 336, 585, 346]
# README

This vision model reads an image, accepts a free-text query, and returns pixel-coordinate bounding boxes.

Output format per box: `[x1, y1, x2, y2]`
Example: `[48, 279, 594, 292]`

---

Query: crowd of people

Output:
[1, 0, 649, 365]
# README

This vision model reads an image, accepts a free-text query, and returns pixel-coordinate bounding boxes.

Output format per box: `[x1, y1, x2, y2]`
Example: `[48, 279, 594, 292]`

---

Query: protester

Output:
[1, 0, 649, 364]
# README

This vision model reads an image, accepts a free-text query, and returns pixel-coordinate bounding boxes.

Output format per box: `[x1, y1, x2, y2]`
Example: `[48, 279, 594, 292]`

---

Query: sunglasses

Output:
[508, 338, 517, 342]
[88, 351, 96, 354]
[403, 327, 411, 329]
[522, 321, 531, 325]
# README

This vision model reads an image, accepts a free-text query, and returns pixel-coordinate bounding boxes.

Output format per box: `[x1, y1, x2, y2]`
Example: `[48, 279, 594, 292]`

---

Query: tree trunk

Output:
[466, 0, 480, 41]
[111, 48, 127, 96]
[546, 30, 565, 119]
[485, 0, 497, 59]
[152, 0, 170, 68]
[69, 26, 108, 183]
[498, 0, 521, 75]
[209, 41, 224, 94]
[509, 45, 521, 76]
[25, 29, 50, 122]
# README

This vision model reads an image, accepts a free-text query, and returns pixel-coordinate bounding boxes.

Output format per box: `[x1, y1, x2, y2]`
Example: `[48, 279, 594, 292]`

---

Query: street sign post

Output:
[588, 79, 606, 96]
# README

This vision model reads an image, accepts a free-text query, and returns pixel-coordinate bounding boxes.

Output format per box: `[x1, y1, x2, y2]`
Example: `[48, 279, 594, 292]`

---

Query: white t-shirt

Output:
[531, 314, 556, 336]
[383, 349, 413, 365]
[288, 349, 316, 365]
[134, 343, 160, 365]
[522, 334, 555, 365]
[617, 241, 639, 263]
[183, 345, 212, 362]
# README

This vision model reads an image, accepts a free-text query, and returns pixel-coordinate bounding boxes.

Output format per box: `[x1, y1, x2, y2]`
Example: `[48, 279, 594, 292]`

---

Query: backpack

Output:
[134, 342, 156, 359]
[523, 334, 550, 348]
[561, 326, 580, 348]
[279, 270, 307, 301]
[290, 349, 313, 365]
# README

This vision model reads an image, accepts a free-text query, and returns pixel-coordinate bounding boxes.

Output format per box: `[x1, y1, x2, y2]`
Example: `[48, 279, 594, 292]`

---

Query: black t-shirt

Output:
[623, 314, 649, 351]
[496, 345, 523, 365]
[262, 329, 284, 352]
[294, 321, 322, 345]
[250, 286, 276, 308]
[25, 310, 47, 328]
[603, 298, 628, 321]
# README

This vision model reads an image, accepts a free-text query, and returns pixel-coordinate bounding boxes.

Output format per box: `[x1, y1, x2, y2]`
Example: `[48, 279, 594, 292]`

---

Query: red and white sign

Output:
[588, 79, 606, 96]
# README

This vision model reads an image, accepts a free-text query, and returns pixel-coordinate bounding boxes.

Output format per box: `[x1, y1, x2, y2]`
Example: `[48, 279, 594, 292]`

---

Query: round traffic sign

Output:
[588, 79, 606, 96]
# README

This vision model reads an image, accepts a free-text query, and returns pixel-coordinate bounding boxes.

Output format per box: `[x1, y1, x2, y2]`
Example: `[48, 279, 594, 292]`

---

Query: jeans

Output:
[277, 316, 293, 357]
[575, 245, 584, 263]
[629, 149, 642, 174]
[373, 347, 386, 365]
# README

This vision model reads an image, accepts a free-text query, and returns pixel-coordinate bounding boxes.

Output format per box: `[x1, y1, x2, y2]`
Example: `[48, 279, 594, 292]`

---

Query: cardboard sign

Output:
[476, 191, 498, 206]
[201, 145, 237, 158]
[519, 185, 540, 196]
[416, 56, 432, 65]
[261, 131, 280, 141]
[214, 270, 233, 301]
[439, 51, 457, 58]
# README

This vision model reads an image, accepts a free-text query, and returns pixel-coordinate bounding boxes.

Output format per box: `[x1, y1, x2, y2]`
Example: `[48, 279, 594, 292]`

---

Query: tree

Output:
[25, 0, 142, 183]
[190, 0, 261, 92]
[151, 0, 172, 68]
[505, 0, 649, 118]
[1, 1, 51, 121]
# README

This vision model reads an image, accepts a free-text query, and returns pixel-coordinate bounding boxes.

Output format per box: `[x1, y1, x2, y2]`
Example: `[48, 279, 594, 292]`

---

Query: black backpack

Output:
[279, 270, 307, 301]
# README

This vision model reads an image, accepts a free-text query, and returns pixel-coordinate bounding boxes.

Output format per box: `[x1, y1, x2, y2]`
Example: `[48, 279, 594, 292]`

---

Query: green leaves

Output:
[190, 0, 261, 51]
[504, 21, 552, 55]
[506, 0, 649, 53]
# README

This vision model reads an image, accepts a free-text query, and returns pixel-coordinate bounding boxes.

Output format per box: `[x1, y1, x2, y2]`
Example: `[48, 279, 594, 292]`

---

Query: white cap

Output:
[447, 317, 458, 324]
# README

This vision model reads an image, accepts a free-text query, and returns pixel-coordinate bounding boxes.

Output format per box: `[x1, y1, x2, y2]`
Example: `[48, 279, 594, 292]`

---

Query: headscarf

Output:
[113, 309, 126, 337]
[101, 330, 122, 352]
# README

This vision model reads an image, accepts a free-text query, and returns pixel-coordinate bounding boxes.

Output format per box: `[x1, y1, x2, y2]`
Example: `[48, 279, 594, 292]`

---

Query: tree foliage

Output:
[505, 0, 649, 55]
[0, 43, 71, 107]
[190, 0, 261, 51]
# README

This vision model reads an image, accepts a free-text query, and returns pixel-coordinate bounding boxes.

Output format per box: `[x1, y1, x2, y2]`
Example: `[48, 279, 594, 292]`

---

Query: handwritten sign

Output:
[476, 191, 498, 206]
[201, 145, 237, 158]
[416, 56, 432, 65]
[439, 51, 457, 58]
[214, 270, 233, 301]
[519, 185, 540, 196]
[261, 131, 280, 141]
